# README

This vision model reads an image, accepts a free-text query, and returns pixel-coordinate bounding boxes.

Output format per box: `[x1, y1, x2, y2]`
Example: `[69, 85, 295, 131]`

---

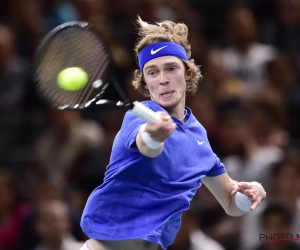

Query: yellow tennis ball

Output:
[57, 67, 88, 91]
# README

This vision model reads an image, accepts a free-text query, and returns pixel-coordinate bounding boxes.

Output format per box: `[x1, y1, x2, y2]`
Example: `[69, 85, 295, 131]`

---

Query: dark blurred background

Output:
[0, 0, 300, 250]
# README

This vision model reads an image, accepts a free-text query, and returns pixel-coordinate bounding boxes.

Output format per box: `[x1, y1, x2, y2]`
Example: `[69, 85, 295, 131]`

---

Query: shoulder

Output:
[67, 241, 86, 250]
[222, 47, 238, 60]
[63, 236, 86, 250]
[251, 43, 277, 60]
[253, 146, 284, 165]
[253, 43, 277, 54]
[74, 120, 106, 147]
[186, 107, 206, 130]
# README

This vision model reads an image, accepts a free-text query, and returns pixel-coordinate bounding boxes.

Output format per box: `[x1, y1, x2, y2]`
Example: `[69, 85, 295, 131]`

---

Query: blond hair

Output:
[132, 16, 202, 97]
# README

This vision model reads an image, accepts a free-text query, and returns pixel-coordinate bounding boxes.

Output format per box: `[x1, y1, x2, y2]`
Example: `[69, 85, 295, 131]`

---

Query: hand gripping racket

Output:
[33, 21, 160, 124]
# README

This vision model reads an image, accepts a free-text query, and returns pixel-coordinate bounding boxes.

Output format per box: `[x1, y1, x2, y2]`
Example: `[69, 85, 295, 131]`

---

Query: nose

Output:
[159, 72, 169, 86]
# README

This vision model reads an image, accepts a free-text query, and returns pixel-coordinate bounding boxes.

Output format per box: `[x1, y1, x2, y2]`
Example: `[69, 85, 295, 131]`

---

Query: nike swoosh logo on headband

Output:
[151, 46, 168, 55]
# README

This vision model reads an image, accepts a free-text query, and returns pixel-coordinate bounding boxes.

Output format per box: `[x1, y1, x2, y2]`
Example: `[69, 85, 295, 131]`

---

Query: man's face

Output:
[36, 203, 70, 242]
[228, 9, 257, 44]
[264, 213, 290, 235]
[143, 56, 189, 108]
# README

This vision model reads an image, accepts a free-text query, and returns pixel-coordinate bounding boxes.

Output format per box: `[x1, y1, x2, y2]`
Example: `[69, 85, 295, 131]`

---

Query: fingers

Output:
[151, 125, 174, 141]
[238, 182, 251, 190]
[159, 112, 172, 121]
[145, 112, 176, 142]
[231, 181, 249, 195]
[248, 193, 263, 211]
[230, 185, 240, 195]
[236, 182, 266, 212]
[243, 189, 255, 199]
[148, 119, 175, 135]
[250, 200, 260, 211]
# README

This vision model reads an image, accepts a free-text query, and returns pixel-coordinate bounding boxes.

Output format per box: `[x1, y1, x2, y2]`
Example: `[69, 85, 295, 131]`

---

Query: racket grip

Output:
[132, 101, 160, 123]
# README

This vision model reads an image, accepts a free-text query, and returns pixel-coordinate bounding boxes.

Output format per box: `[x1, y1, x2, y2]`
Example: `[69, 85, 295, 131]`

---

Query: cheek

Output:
[175, 75, 187, 91]
[145, 78, 158, 92]
[147, 83, 156, 93]
[175, 71, 187, 83]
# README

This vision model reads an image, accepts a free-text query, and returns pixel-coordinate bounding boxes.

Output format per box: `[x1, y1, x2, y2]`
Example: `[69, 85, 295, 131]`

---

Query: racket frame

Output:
[33, 21, 160, 123]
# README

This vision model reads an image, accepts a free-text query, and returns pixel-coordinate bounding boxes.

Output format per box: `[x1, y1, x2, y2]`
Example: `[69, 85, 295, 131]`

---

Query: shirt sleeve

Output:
[206, 154, 227, 177]
[121, 110, 146, 151]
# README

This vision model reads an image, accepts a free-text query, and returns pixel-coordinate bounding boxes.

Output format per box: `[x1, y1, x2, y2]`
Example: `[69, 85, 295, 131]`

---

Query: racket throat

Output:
[95, 99, 133, 109]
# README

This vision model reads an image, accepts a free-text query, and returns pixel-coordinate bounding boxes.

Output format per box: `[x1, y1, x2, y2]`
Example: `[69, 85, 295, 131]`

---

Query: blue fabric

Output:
[138, 42, 188, 71]
[80, 100, 227, 250]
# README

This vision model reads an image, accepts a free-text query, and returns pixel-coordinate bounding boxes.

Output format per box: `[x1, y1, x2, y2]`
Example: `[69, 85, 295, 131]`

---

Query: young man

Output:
[80, 17, 266, 250]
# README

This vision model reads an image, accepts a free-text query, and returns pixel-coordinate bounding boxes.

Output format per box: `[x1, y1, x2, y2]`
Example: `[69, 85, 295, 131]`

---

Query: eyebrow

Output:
[144, 62, 180, 71]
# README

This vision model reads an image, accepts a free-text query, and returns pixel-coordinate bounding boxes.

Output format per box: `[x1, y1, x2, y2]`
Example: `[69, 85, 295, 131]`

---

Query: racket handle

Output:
[132, 101, 160, 123]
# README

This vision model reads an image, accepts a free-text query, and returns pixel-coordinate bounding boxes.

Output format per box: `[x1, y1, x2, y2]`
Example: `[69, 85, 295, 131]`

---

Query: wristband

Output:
[235, 192, 251, 212]
[140, 124, 163, 149]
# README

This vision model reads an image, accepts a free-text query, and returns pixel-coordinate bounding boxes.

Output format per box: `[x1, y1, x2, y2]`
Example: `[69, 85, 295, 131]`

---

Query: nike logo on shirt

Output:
[151, 46, 168, 55]
[197, 140, 204, 146]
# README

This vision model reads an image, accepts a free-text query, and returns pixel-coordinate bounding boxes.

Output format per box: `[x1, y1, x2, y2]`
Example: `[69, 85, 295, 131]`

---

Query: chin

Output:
[157, 100, 178, 109]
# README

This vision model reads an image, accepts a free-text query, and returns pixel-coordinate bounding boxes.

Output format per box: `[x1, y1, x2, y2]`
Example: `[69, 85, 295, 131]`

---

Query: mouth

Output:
[160, 91, 175, 98]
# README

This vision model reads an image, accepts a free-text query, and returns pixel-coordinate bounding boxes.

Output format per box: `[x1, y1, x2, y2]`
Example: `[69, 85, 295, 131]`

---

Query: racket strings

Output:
[79, 59, 109, 105]
[67, 31, 105, 106]
[76, 43, 108, 106]
[36, 26, 110, 108]
[38, 33, 79, 105]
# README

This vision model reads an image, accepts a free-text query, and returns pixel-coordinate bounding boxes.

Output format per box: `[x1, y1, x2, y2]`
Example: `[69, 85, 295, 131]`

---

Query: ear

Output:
[185, 66, 192, 81]
[142, 76, 148, 89]
[185, 74, 192, 81]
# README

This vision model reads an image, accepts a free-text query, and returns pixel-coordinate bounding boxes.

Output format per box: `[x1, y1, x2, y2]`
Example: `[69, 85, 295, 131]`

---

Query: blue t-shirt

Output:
[81, 100, 226, 249]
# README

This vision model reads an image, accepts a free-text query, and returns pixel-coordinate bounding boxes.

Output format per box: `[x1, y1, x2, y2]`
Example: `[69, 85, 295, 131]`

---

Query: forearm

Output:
[203, 175, 250, 217]
[222, 179, 247, 216]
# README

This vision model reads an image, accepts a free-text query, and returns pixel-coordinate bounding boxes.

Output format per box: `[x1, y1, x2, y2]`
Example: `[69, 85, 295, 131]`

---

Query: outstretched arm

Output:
[202, 173, 266, 216]
[136, 112, 176, 158]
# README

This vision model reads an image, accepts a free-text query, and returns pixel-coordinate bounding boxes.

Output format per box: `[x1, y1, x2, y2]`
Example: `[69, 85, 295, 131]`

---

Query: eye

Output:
[147, 70, 157, 76]
[168, 66, 176, 71]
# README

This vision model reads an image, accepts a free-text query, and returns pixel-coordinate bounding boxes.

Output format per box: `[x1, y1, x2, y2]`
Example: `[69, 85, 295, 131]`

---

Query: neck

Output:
[165, 102, 186, 121]
[167, 95, 186, 120]
[243, 138, 258, 159]
[266, 242, 288, 250]
[236, 40, 253, 54]
[44, 239, 63, 250]
[276, 195, 298, 212]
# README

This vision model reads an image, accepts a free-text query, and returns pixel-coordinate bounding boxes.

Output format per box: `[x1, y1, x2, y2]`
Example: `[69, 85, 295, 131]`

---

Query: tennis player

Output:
[80, 17, 267, 250]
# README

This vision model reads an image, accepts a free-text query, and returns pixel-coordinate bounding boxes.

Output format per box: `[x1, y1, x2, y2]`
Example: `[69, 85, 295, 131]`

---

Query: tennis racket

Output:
[33, 21, 160, 124]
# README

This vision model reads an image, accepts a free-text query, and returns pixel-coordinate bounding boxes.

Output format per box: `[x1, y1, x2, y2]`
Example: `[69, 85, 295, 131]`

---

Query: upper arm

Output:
[121, 111, 145, 151]
[202, 172, 237, 213]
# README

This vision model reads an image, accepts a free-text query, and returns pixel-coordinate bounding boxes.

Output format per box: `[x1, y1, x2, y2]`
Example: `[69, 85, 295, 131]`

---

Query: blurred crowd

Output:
[0, 0, 300, 250]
